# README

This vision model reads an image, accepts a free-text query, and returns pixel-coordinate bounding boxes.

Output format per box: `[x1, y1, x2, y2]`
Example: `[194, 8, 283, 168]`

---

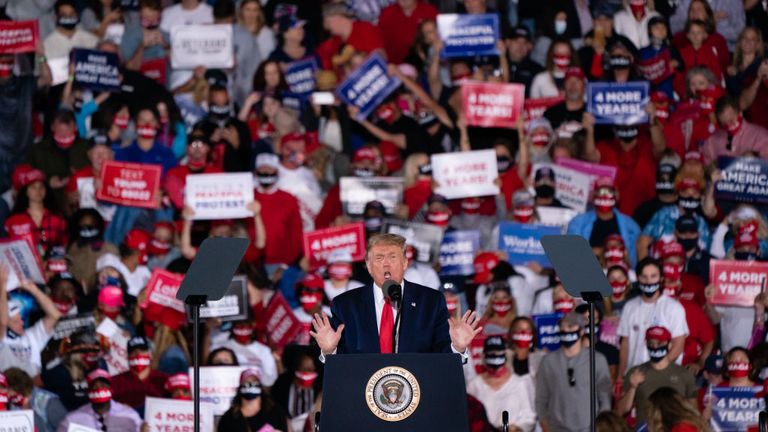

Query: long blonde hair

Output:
[647, 387, 712, 432]
[238, 0, 265, 35]
[732, 27, 765, 70]
[151, 323, 191, 370]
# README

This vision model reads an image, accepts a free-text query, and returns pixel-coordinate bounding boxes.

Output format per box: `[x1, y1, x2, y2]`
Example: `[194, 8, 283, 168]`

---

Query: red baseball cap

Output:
[11, 164, 46, 190]
[645, 326, 671, 343]
[86, 368, 112, 385]
[684, 150, 703, 163]
[123, 229, 151, 251]
[280, 132, 306, 147]
[300, 273, 324, 290]
[661, 241, 685, 260]
[564, 67, 586, 81]
[165, 373, 191, 392]
[473, 252, 500, 284]
[650, 91, 670, 104]
[352, 147, 380, 164]
[239, 368, 261, 384]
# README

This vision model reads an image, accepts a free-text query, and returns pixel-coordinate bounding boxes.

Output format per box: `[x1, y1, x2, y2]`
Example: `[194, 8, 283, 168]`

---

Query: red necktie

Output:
[379, 298, 394, 353]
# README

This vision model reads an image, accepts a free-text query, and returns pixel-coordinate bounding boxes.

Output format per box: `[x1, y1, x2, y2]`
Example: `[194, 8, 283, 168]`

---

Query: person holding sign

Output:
[702, 347, 760, 424]
[115, 107, 177, 174]
[316, 2, 384, 71]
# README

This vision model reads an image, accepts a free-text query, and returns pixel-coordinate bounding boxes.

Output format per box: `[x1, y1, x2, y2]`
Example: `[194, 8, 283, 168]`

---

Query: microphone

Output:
[502, 411, 509, 432]
[381, 278, 402, 353]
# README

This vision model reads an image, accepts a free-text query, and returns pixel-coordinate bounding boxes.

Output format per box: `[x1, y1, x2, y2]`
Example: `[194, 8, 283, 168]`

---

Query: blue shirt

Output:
[567, 209, 641, 266]
[642, 206, 711, 250]
[115, 140, 177, 174]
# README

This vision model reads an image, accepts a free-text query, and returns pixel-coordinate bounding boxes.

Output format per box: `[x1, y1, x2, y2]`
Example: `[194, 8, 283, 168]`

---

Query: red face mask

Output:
[88, 388, 112, 405]
[232, 326, 253, 344]
[0, 57, 13, 78]
[81, 351, 101, 369]
[553, 54, 570, 70]
[53, 298, 75, 315]
[663, 263, 682, 283]
[531, 132, 551, 147]
[0, 391, 7, 410]
[299, 291, 323, 313]
[295, 371, 318, 389]
[655, 104, 669, 123]
[554, 298, 575, 313]
[188, 158, 207, 170]
[9, 392, 25, 408]
[696, 87, 721, 114]
[511, 330, 533, 349]
[136, 123, 157, 140]
[727, 361, 751, 378]
[147, 239, 171, 256]
[629, 0, 646, 18]
[491, 300, 513, 317]
[513, 205, 535, 223]
[446, 297, 459, 313]
[54, 133, 76, 149]
[486, 365, 509, 378]
[610, 280, 627, 301]
[113, 115, 129, 130]
[175, 393, 193, 401]
[461, 198, 481, 215]
[725, 115, 743, 137]
[100, 305, 121, 320]
[328, 263, 352, 281]
[376, 104, 396, 124]
[426, 210, 451, 227]
[604, 246, 625, 264]
[129, 353, 152, 374]
[593, 194, 616, 213]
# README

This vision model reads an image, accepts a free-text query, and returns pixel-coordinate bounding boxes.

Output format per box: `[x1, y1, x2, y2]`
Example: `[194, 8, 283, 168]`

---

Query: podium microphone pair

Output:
[382, 272, 402, 353]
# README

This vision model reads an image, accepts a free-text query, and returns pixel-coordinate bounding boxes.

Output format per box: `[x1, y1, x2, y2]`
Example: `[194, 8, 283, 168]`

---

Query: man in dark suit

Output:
[310, 233, 481, 357]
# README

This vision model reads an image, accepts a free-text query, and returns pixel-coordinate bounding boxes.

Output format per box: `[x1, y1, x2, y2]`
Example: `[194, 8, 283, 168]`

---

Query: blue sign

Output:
[715, 156, 768, 203]
[498, 222, 560, 267]
[72, 48, 121, 92]
[438, 13, 499, 58]
[711, 386, 764, 432]
[587, 81, 649, 125]
[285, 57, 317, 99]
[533, 313, 564, 351]
[439, 230, 480, 276]
[336, 53, 401, 120]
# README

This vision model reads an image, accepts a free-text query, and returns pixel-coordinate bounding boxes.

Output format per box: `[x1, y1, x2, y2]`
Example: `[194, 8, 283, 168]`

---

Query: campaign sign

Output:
[0, 410, 34, 431]
[339, 176, 404, 216]
[53, 313, 96, 341]
[532, 163, 591, 212]
[48, 57, 70, 86]
[142, 269, 187, 330]
[72, 48, 121, 92]
[523, 96, 564, 130]
[96, 317, 129, 376]
[171, 24, 233, 69]
[185, 172, 254, 220]
[303, 222, 366, 269]
[195, 275, 249, 322]
[285, 57, 317, 99]
[140, 57, 167, 86]
[498, 222, 561, 267]
[384, 219, 445, 264]
[535, 206, 578, 230]
[431, 149, 499, 199]
[533, 313, 564, 351]
[0, 20, 38, 54]
[67, 424, 100, 432]
[715, 156, 768, 203]
[636, 50, 674, 85]
[711, 386, 764, 432]
[263, 292, 303, 349]
[0, 238, 44, 290]
[461, 81, 524, 128]
[556, 157, 617, 183]
[709, 260, 768, 307]
[587, 81, 649, 125]
[336, 53, 401, 120]
[97, 161, 162, 209]
[145, 397, 215, 432]
[189, 366, 247, 416]
[437, 14, 499, 58]
[104, 23, 125, 45]
[439, 230, 480, 276]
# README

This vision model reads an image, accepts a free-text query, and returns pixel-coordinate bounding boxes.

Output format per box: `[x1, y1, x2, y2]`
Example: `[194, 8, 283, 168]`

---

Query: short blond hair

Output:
[366, 233, 406, 260]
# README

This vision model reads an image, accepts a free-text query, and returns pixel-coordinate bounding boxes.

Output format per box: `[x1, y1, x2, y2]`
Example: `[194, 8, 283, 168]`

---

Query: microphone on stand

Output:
[502, 411, 509, 432]
[382, 277, 402, 353]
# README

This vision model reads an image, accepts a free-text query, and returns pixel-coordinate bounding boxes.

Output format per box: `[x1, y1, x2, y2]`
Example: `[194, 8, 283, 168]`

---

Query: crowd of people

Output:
[1, 0, 768, 430]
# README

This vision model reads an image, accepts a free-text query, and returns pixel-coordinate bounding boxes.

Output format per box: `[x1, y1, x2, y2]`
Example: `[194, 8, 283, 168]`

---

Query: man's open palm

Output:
[309, 313, 344, 355]
[449, 310, 483, 352]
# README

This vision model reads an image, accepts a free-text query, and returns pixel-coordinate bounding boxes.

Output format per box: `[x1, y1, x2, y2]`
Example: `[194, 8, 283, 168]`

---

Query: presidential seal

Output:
[365, 366, 421, 422]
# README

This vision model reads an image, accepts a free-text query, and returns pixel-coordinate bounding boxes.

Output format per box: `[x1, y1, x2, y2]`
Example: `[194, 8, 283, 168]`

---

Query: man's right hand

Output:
[309, 313, 344, 355]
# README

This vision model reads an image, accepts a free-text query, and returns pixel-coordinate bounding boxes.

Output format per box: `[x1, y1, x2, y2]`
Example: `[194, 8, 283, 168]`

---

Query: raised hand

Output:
[309, 313, 344, 355]
[448, 310, 483, 352]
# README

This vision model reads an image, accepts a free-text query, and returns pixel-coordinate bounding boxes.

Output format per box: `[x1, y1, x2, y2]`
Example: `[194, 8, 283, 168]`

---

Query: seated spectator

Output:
[58, 369, 142, 432]
[44, 0, 99, 58]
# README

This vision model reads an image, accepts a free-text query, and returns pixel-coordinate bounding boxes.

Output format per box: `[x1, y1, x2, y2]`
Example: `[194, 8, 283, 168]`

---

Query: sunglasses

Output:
[567, 367, 576, 387]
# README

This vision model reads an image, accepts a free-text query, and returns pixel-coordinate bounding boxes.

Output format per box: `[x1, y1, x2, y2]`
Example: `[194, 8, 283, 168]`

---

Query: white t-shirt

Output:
[160, 2, 213, 33]
[43, 29, 99, 58]
[1, 320, 52, 375]
[323, 279, 363, 302]
[617, 295, 689, 369]
[529, 71, 560, 99]
[276, 165, 324, 232]
[404, 263, 440, 290]
[715, 306, 754, 352]
[216, 339, 278, 386]
[466, 373, 537, 431]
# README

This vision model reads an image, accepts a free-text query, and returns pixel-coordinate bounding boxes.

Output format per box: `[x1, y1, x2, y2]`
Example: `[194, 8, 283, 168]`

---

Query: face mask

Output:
[554, 20, 567, 35]
[531, 132, 551, 148]
[735, 251, 759, 261]
[496, 156, 511, 173]
[147, 239, 171, 256]
[257, 172, 278, 188]
[299, 291, 323, 313]
[727, 361, 751, 378]
[209, 104, 231, 119]
[678, 237, 698, 252]
[559, 330, 581, 347]
[295, 371, 318, 389]
[54, 133, 76, 149]
[188, 157, 207, 170]
[511, 331, 533, 349]
[354, 168, 375, 178]
[513, 206, 534, 223]
[377, 105, 396, 124]
[239, 382, 262, 400]
[461, 199, 481, 215]
[113, 115, 129, 130]
[678, 196, 701, 214]
[136, 124, 157, 140]
[0, 391, 7, 410]
[639, 282, 660, 297]
[58, 15, 79, 30]
[175, 393, 193, 401]
[725, 115, 743, 137]
[446, 298, 459, 314]
[593, 194, 616, 213]
[696, 87, 720, 113]
[80, 351, 101, 369]
[655, 104, 669, 122]
[9, 392, 25, 408]
[328, 263, 352, 281]
[426, 210, 451, 227]
[79, 226, 100, 240]
[364, 217, 382, 233]
[615, 127, 639, 142]
[484, 352, 507, 370]
[604, 247, 625, 264]
[610, 280, 627, 300]
[535, 184, 555, 199]
[129, 353, 151, 374]
[554, 298, 575, 314]
[656, 180, 674, 195]
[491, 300, 512, 317]
[88, 388, 112, 405]
[418, 163, 432, 176]
[53, 298, 75, 315]
[663, 263, 682, 283]
[648, 344, 668, 362]
[232, 326, 253, 344]
[553, 54, 570, 70]
[609, 56, 632, 69]
[100, 305, 120, 320]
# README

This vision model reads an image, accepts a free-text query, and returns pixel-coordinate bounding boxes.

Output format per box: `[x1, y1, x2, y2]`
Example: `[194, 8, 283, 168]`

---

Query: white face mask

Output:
[319, 118, 342, 153]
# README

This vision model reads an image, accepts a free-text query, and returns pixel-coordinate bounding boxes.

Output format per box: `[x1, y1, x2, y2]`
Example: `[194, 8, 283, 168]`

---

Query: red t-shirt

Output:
[597, 135, 657, 216]
[111, 370, 169, 409]
[317, 21, 385, 70]
[404, 178, 432, 219]
[680, 299, 714, 366]
[663, 102, 716, 159]
[672, 31, 729, 74]
[314, 183, 342, 230]
[378, 2, 438, 64]
[499, 168, 525, 210]
[252, 188, 304, 265]
[679, 273, 706, 307]
[675, 43, 723, 97]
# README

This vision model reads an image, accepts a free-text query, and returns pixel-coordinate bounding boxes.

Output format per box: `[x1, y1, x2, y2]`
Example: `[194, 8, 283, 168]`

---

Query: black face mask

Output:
[648, 344, 668, 363]
[735, 251, 759, 261]
[677, 237, 698, 252]
[559, 330, 581, 348]
[584, 323, 600, 337]
[656, 180, 674, 195]
[609, 56, 631, 69]
[638, 282, 661, 297]
[678, 196, 701, 214]
[58, 15, 79, 30]
[497, 156, 512, 173]
[256, 172, 278, 188]
[79, 226, 100, 240]
[418, 163, 432, 176]
[209, 104, 231, 119]
[535, 184, 555, 199]
[484, 352, 507, 369]
[239, 382, 262, 401]
[615, 127, 639, 142]
[364, 217, 382, 233]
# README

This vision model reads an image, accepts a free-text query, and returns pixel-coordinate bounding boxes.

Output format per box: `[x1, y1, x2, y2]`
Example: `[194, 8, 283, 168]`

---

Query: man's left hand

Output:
[449, 310, 482, 352]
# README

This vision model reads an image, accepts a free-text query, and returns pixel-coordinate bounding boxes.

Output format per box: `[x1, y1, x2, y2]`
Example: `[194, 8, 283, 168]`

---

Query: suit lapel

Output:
[361, 284, 380, 353]
[398, 281, 418, 353]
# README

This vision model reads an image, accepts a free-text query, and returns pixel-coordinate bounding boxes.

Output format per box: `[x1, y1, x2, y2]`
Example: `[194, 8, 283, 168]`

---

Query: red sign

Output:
[262, 292, 302, 349]
[637, 51, 674, 85]
[302, 222, 366, 269]
[97, 161, 162, 208]
[141, 269, 187, 330]
[710, 260, 768, 307]
[0, 20, 38, 54]
[523, 96, 564, 130]
[462, 81, 525, 128]
[140, 58, 167, 86]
